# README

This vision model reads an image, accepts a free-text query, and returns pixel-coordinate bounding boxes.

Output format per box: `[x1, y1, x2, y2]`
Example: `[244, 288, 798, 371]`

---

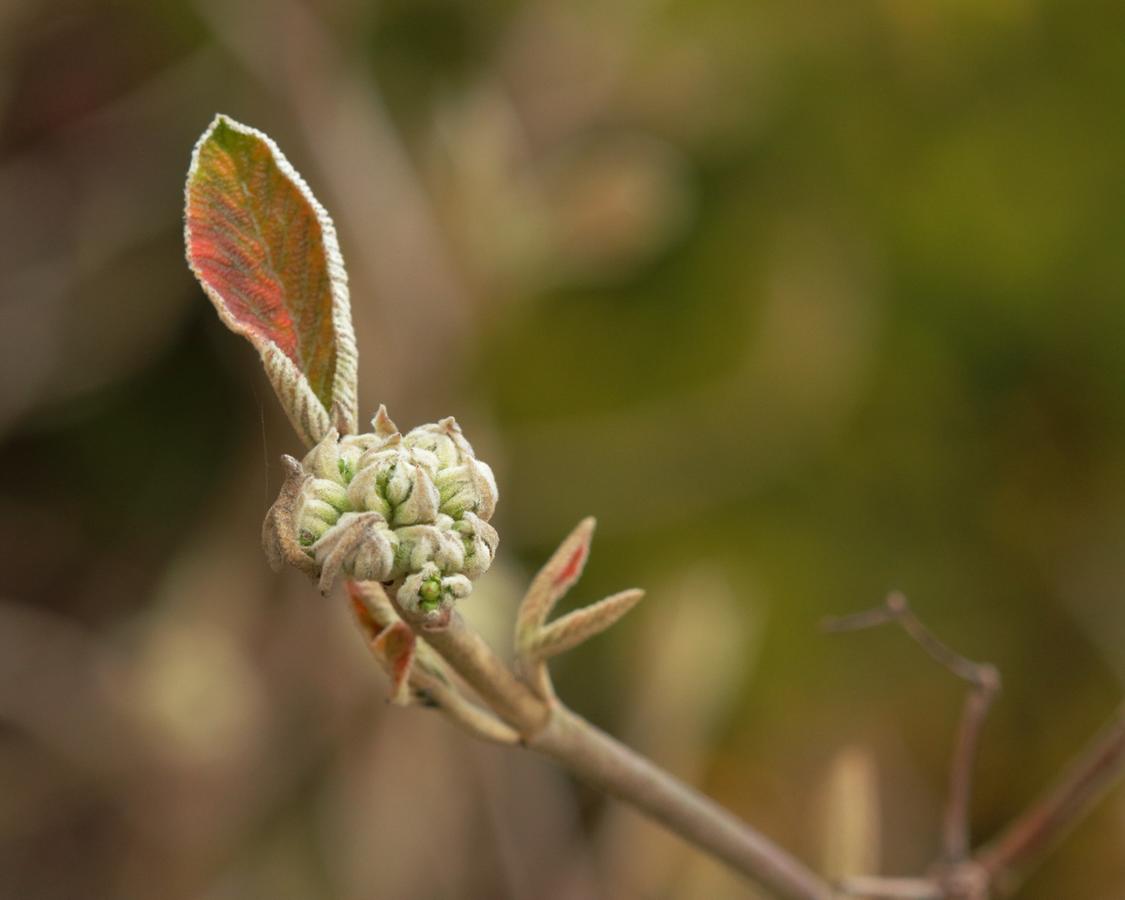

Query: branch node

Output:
[826, 592, 1002, 871]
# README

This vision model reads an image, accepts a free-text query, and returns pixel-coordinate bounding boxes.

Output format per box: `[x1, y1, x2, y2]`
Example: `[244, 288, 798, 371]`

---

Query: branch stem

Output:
[409, 665, 521, 745]
[404, 609, 549, 736]
[393, 600, 833, 898]
[942, 674, 998, 862]
[835, 875, 944, 898]
[530, 705, 835, 900]
[975, 703, 1125, 894]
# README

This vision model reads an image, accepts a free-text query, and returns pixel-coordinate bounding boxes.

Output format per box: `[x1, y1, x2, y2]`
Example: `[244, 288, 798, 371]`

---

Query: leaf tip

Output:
[202, 112, 255, 146]
[554, 517, 597, 588]
[372, 404, 399, 437]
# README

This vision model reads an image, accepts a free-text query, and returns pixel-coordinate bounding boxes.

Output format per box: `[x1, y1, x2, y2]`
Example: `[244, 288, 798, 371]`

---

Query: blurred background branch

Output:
[978, 703, 1125, 896]
[825, 592, 1001, 867]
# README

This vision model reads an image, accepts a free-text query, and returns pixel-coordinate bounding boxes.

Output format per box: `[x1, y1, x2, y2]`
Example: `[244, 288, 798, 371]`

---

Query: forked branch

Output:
[825, 594, 1125, 899]
[825, 592, 1001, 867]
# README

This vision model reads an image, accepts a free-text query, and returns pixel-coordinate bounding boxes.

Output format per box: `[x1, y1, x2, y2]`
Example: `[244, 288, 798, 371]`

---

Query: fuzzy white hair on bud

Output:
[263, 410, 499, 621]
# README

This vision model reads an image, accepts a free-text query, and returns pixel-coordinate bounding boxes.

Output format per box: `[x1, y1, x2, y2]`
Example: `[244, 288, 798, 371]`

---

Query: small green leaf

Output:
[185, 114, 358, 446]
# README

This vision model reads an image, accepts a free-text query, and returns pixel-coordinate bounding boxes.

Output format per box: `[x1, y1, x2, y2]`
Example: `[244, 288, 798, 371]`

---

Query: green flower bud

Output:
[310, 478, 349, 510]
[403, 418, 498, 521]
[302, 428, 342, 481]
[264, 407, 501, 619]
[312, 511, 398, 584]
[395, 519, 466, 575]
[399, 562, 472, 618]
[402, 419, 463, 468]
[434, 461, 497, 520]
[454, 513, 498, 580]
[344, 451, 394, 519]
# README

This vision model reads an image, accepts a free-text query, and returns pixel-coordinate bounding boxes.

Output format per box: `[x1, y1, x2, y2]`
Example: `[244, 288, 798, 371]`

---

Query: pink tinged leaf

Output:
[371, 621, 417, 706]
[527, 588, 645, 662]
[556, 543, 587, 588]
[346, 580, 399, 636]
[347, 581, 383, 641]
[184, 114, 358, 446]
[515, 517, 596, 649]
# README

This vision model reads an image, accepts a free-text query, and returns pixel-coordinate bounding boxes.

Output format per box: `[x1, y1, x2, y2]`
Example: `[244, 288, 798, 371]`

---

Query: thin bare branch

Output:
[824, 592, 1001, 864]
[526, 589, 645, 662]
[835, 875, 944, 899]
[824, 592, 997, 691]
[975, 703, 1125, 896]
[943, 671, 999, 862]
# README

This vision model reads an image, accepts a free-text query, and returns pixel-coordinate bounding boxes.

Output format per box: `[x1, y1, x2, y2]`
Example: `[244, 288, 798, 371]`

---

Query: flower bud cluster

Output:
[290, 407, 499, 616]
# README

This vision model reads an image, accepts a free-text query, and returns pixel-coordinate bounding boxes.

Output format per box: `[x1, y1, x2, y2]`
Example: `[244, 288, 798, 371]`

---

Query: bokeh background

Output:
[1, 0, 1124, 897]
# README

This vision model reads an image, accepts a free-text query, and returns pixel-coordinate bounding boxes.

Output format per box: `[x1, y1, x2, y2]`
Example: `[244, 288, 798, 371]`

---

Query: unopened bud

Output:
[399, 562, 472, 618]
[263, 407, 500, 622]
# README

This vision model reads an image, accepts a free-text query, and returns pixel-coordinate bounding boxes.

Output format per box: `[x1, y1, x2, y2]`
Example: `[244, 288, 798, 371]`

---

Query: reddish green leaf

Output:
[371, 621, 417, 706]
[515, 517, 596, 651]
[185, 114, 358, 446]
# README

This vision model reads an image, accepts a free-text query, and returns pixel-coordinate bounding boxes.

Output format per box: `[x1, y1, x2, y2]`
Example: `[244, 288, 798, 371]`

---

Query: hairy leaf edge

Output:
[184, 113, 359, 444]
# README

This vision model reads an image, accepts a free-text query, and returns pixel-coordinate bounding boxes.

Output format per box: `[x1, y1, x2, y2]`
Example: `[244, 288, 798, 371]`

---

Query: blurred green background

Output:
[1, 0, 1123, 897]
